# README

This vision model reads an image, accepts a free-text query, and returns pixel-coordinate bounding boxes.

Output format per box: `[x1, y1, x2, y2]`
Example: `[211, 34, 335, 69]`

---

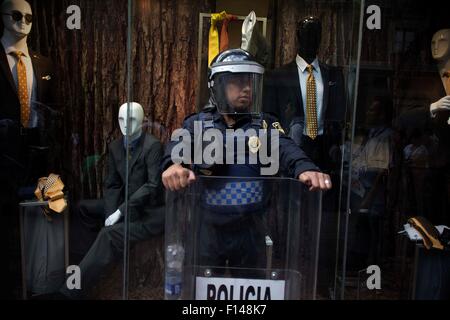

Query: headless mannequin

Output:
[430, 29, 450, 122]
[289, 16, 326, 161]
[104, 102, 144, 226]
[297, 16, 322, 65]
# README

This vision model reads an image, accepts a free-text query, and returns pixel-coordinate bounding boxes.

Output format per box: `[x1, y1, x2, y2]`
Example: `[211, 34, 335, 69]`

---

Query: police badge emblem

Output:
[248, 136, 261, 154]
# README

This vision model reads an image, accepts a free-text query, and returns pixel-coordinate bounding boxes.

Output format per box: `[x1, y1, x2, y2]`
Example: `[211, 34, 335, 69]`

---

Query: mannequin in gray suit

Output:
[60, 102, 165, 299]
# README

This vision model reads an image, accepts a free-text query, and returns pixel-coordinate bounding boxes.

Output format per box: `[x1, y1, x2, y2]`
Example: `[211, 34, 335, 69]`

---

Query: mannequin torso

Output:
[430, 29, 450, 121]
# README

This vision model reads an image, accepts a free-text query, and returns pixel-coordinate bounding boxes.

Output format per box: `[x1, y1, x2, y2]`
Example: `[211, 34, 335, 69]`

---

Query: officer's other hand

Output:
[430, 96, 450, 117]
[298, 171, 332, 192]
[162, 164, 196, 191]
[105, 210, 122, 227]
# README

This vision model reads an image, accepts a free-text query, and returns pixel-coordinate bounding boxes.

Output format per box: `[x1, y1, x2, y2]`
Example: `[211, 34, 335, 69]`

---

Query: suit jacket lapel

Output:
[0, 44, 18, 94]
[287, 61, 303, 117]
[320, 62, 330, 119]
[112, 138, 126, 181]
[128, 134, 145, 173]
[30, 52, 42, 101]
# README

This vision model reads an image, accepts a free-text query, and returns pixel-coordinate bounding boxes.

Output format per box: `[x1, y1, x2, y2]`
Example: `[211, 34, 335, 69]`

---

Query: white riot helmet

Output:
[208, 49, 264, 115]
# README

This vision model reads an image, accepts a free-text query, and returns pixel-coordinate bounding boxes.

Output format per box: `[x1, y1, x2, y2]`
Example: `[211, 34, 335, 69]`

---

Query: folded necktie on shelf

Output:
[35, 174, 67, 219]
[408, 216, 444, 250]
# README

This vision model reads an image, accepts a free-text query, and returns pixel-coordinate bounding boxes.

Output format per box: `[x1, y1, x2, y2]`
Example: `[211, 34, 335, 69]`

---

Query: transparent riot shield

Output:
[165, 176, 322, 300]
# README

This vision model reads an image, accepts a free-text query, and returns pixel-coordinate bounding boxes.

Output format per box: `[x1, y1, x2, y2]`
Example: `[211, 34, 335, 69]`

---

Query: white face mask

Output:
[118, 102, 144, 139]
[1, 0, 33, 39]
[431, 29, 450, 61]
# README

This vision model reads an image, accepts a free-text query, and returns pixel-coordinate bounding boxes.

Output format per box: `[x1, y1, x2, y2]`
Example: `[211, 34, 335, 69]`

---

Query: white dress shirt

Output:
[296, 54, 324, 136]
[1, 38, 39, 128]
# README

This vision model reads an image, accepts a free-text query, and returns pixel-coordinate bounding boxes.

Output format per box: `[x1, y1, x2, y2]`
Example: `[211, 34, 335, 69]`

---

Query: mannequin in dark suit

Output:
[263, 16, 346, 297]
[0, 0, 57, 299]
[263, 16, 346, 172]
[0, 0, 56, 187]
[60, 103, 165, 299]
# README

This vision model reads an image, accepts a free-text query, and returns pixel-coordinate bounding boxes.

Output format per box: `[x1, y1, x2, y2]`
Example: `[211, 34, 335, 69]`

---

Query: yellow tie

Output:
[11, 50, 30, 128]
[208, 11, 227, 66]
[306, 65, 318, 140]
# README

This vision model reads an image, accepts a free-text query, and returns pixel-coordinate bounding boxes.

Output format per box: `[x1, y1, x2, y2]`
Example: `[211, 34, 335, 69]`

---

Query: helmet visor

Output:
[212, 72, 263, 115]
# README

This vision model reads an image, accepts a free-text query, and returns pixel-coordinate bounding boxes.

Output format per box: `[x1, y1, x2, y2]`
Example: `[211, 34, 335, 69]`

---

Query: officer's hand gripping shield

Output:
[164, 176, 322, 300]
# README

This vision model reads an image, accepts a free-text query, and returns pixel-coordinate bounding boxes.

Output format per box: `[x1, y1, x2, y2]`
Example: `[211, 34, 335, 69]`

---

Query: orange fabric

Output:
[219, 15, 237, 53]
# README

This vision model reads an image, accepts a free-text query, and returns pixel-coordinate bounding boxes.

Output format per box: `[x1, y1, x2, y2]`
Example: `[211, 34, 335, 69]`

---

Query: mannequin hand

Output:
[162, 164, 196, 192]
[299, 171, 332, 192]
[430, 96, 450, 117]
[105, 210, 122, 227]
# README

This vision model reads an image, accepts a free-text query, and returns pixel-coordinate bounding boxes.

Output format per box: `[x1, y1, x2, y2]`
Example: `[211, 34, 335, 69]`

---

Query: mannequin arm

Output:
[118, 140, 163, 221]
[103, 145, 123, 216]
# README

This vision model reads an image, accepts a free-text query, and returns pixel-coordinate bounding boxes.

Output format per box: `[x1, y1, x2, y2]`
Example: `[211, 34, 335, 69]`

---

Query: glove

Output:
[430, 96, 450, 118]
[105, 209, 122, 227]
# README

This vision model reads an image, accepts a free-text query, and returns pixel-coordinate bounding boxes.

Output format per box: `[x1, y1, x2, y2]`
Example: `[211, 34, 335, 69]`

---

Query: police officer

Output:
[161, 49, 331, 275]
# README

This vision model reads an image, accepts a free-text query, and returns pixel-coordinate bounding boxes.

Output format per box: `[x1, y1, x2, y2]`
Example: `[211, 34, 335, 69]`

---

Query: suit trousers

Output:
[70, 200, 106, 263]
[61, 206, 165, 299]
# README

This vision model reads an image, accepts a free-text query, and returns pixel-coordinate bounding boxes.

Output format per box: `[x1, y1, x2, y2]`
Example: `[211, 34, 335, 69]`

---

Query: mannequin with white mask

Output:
[430, 29, 450, 122]
[105, 102, 145, 226]
[62, 102, 164, 299]
[118, 102, 145, 145]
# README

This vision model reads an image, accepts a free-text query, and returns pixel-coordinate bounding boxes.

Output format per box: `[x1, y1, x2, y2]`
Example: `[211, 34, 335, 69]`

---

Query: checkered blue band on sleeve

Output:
[205, 181, 263, 206]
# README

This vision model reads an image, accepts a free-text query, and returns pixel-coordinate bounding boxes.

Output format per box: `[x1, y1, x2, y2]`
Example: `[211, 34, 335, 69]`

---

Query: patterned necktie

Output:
[11, 50, 30, 128]
[306, 64, 318, 140]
